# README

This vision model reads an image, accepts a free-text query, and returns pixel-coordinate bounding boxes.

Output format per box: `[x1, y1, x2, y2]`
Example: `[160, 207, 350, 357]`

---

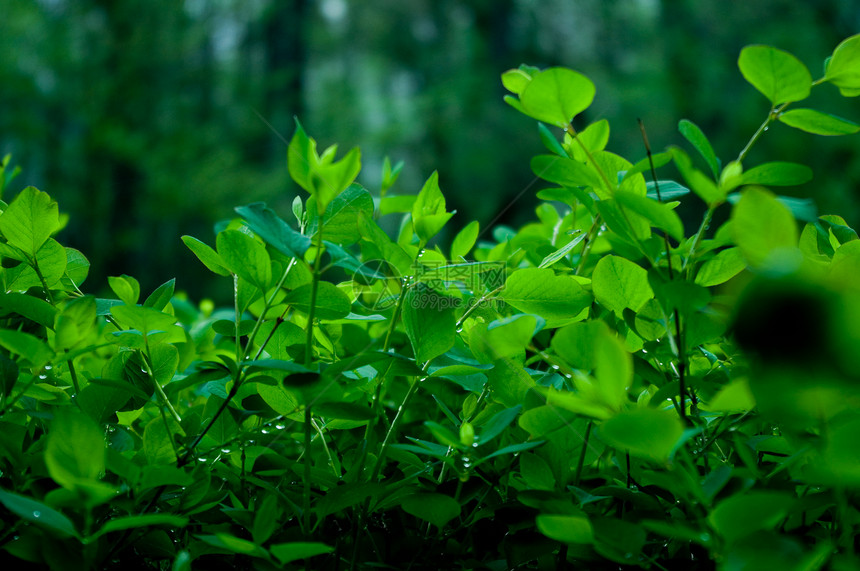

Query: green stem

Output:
[32, 259, 55, 305]
[142, 349, 182, 424]
[455, 285, 503, 330]
[383, 282, 409, 351]
[369, 372, 425, 483]
[573, 421, 593, 486]
[566, 123, 615, 192]
[303, 405, 313, 536]
[683, 207, 716, 279]
[575, 217, 602, 276]
[245, 257, 297, 357]
[736, 102, 790, 164]
[304, 219, 325, 366]
[67, 355, 81, 395]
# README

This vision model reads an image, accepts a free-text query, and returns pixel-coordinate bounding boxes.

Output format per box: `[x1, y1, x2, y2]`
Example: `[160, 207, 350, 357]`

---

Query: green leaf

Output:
[622, 151, 672, 182]
[451, 220, 480, 260]
[731, 187, 798, 266]
[144, 416, 177, 465]
[0, 489, 77, 538]
[598, 408, 684, 462]
[518, 68, 596, 127]
[61, 247, 90, 289]
[149, 343, 179, 384]
[694, 247, 747, 287]
[671, 147, 725, 206]
[679, 119, 721, 179]
[615, 191, 685, 242]
[593, 332, 633, 412]
[306, 183, 374, 246]
[550, 320, 610, 371]
[708, 492, 793, 544]
[592, 255, 654, 317]
[706, 378, 756, 413]
[95, 514, 189, 537]
[45, 408, 105, 489]
[252, 494, 281, 545]
[536, 514, 593, 544]
[77, 382, 131, 424]
[402, 284, 456, 362]
[779, 108, 860, 135]
[197, 533, 268, 558]
[501, 68, 533, 95]
[487, 358, 536, 408]
[538, 232, 586, 268]
[270, 542, 334, 566]
[310, 147, 362, 212]
[738, 45, 812, 105]
[108, 274, 140, 306]
[285, 281, 351, 320]
[181, 236, 231, 276]
[7, 238, 67, 291]
[235, 202, 312, 258]
[0, 291, 58, 329]
[0, 329, 53, 367]
[217, 229, 272, 289]
[824, 34, 860, 96]
[401, 493, 460, 529]
[257, 384, 301, 418]
[741, 161, 812, 186]
[53, 295, 97, 351]
[538, 122, 567, 156]
[412, 171, 454, 245]
[502, 268, 591, 326]
[471, 313, 540, 363]
[144, 279, 176, 311]
[0, 186, 60, 257]
[315, 401, 375, 421]
[287, 118, 319, 194]
[476, 405, 522, 445]
[531, 155, 605, 193]
[110, 305, 184, 340]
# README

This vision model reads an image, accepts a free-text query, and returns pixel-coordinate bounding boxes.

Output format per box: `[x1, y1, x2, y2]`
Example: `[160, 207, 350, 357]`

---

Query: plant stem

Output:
[383, 282, 409, 351]
[574, 217, 602, 276]
[683, 207, 715, 279]
[573, 421, 593, 486]
[369, 373, 425, 482]
[142, 349, 182, 424]
[245, 257, 297, 357]
[736, 102, 790, 163]
[303, 404, 313, 536]
[304, 218, 325, 366]
[455, 284, 504, 330]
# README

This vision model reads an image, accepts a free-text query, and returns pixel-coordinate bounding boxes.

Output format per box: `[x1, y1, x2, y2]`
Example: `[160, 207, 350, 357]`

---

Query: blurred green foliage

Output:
[1, 0, 859, 301]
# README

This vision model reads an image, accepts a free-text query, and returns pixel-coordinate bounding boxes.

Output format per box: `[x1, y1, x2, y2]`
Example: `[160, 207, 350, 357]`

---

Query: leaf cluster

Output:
[2, 36, 860, 570]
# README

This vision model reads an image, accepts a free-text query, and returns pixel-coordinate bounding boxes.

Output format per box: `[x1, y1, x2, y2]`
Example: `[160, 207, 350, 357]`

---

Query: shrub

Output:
[2, 36, 860, 570]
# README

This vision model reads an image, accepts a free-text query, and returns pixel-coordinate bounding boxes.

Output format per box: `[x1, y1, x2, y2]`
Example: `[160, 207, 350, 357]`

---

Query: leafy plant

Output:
[2, 36, 860, 570]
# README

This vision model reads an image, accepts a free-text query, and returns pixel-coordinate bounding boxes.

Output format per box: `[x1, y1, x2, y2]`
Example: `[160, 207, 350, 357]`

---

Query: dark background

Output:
[2, 0, 859, 302]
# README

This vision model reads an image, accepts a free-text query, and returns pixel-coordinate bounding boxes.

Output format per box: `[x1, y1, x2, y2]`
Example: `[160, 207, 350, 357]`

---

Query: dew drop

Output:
[261, 429, 270, 435]
[198, 457, 209, 463]
[221, 448, 231, 454]
[275, 424, 286, 430]
[38, 375, 47, 380]
[32, 511, 41, 518]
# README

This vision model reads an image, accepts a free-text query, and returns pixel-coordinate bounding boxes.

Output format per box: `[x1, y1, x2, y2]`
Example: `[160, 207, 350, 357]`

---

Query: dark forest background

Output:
[2, 0, 859, 302]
